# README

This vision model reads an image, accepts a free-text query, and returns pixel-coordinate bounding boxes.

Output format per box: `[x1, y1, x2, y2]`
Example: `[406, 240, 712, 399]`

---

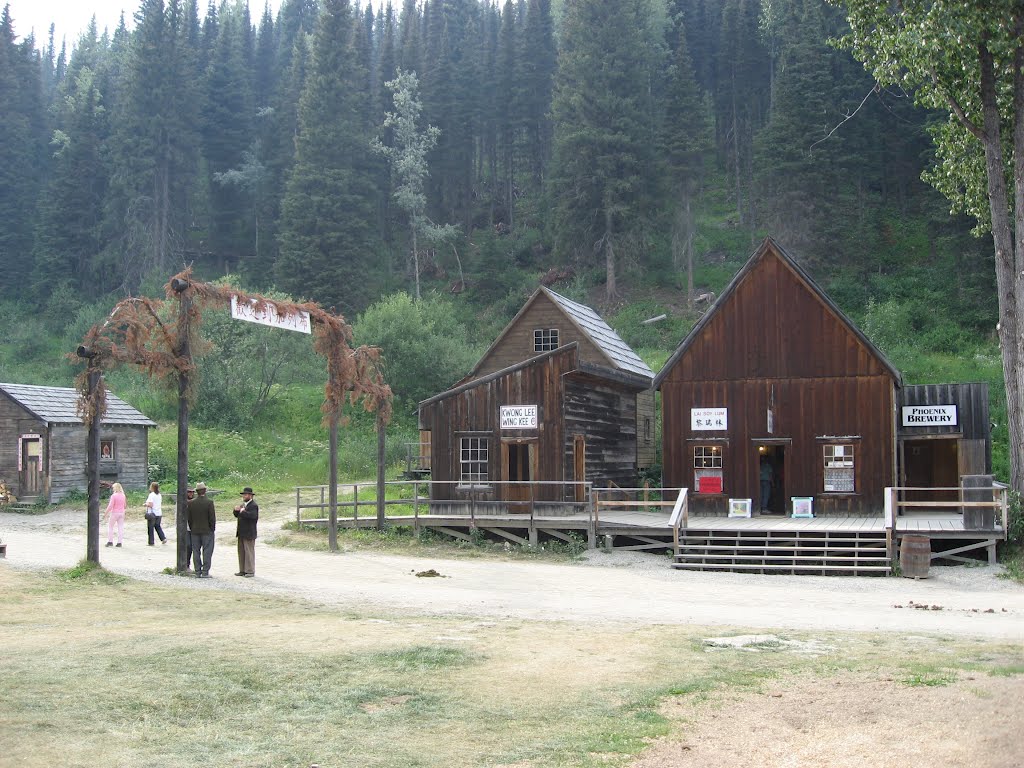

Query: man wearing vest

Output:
[233, 486, 259, 577]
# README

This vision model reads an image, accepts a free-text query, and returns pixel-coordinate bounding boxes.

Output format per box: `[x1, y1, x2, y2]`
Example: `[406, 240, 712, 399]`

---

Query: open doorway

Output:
[757, 444, 786, 515]
[502, 440, 536, 511]
[902, 438, 959, 502]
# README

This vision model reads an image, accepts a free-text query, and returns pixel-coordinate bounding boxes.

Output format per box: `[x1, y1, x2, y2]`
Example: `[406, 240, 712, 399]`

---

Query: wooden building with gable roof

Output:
[418, 287, 655, 510]
[654, 238, 903, 517]
[0, 382, 156, 503]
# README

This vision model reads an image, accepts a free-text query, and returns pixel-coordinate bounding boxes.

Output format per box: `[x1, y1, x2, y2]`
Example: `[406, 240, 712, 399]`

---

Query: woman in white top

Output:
[145, 482, 167, 546]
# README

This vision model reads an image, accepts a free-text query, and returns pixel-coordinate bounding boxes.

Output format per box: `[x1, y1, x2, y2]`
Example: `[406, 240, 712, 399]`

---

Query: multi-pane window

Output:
[534, 328, 559, 352]
[460, 437, 489, 485]
[693, 445, 724, 493]
[823, 444, 855, 492]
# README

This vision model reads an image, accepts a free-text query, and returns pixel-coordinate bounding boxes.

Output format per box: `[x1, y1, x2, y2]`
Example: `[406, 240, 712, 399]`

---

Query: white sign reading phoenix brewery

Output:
[691, 407, 728, 431]
[901, 404, 958, 427]
[230, 295, 311, 334]
[500, 405, 538, 429]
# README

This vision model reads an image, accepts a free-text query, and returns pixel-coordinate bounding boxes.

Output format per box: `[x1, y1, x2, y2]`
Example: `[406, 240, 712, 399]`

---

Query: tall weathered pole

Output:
[328, 364, 339, 552]
[376, 411, 386, 530]
[78, 347, 102, 564]
[172, 277, 191, 573]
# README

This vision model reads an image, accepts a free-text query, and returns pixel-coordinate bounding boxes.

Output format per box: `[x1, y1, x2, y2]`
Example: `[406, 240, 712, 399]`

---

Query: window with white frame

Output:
[823, 444, 855, 492]
[459, 436, 490, 485]
[533, 328, 559, 352]
[693, 444, 724, 493]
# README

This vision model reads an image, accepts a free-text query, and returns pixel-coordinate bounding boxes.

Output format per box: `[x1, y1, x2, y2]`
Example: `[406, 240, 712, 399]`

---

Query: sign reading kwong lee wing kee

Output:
[230, 295, 311, 334]
[500, 405, 538, 429]
[901, 404, 958, 427]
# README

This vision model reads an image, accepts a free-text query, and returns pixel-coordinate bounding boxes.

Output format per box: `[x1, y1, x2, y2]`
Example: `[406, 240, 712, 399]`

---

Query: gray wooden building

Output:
[0, 382, 156, 503]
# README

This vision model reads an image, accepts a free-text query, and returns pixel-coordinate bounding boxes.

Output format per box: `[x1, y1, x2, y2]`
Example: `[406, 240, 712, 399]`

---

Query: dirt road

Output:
[2, 504, 1021, 640]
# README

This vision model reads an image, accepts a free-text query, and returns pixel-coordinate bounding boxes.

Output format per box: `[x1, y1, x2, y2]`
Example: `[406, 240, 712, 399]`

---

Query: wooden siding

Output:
[664, 251, 892, 383]
[563, 375, 638, 487]
[0, 392, 46, 499]
[473, 293, 606, 376]
[898, 383, 989, 440]
[662, 377, 895, 515]
[636, 389, 656, 468]
[49, 424, 151, 502]
[421, 347, 642, 501]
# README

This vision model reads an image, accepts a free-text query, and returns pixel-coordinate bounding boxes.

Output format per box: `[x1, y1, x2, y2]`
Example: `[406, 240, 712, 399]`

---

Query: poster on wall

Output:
[901, 404, 957, 427]
[691, 407, 727, 431]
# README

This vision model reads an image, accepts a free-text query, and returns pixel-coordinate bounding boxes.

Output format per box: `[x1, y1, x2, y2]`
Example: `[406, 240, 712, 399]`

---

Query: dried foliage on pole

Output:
[72, 267, 392, 427]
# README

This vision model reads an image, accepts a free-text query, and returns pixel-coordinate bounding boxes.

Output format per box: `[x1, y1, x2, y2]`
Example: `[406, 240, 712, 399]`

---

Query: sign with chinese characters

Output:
[901, 404, 957, 427]
[230, 295, 311, 334]
[691, 407, 727, 431]
[500, 405, 538, 429]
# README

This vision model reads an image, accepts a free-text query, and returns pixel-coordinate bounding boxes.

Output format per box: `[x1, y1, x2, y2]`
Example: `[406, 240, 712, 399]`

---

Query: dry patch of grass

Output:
[1, 566, 1021, 768]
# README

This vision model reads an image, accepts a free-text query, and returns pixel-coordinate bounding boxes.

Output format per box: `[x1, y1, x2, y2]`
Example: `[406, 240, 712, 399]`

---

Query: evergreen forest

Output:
[0, 0, 1006, 480]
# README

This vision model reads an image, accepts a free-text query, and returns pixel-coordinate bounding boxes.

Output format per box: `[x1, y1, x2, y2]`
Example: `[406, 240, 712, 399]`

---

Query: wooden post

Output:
[353, 483, 359, 523]
[413, 479, 420, 537]
[376, 411, 386, 530]
[328, 380, 339, 551]
[85, 365, 101, 564]
[174, 284, 191, 574]
[643, 480, 649, 513]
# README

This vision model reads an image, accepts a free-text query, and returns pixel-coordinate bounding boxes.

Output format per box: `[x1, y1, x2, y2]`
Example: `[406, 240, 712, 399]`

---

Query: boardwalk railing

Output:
[883, 484, 1008, 562]
[296, 479, 594, 540]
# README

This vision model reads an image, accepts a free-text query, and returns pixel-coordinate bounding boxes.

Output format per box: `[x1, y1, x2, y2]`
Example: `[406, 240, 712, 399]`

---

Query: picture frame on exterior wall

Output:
[791, 497, 814, 518]
[728, 498, 752, 518]
[100, 440, 114, 460]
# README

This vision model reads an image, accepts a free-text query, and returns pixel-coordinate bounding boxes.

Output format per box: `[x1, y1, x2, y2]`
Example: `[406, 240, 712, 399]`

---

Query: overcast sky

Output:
[5, 0, 305, 47]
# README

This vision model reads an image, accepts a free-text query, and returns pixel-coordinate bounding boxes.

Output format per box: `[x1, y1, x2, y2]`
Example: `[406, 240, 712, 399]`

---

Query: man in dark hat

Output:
[233, 487, 259, 577]
[188, 481, 216, 577]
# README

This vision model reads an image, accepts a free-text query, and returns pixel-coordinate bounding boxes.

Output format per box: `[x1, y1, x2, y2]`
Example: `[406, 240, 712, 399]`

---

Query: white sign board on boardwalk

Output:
[231, 295, 311, 334]
[500, 405, 538, 429]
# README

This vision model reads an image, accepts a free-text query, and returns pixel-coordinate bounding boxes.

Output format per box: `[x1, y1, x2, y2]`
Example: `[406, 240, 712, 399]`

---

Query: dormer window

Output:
[534, 328, 559, 352]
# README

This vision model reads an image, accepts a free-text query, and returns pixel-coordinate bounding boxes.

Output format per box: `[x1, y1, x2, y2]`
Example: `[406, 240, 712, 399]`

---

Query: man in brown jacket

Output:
[187, 482, 216, 577]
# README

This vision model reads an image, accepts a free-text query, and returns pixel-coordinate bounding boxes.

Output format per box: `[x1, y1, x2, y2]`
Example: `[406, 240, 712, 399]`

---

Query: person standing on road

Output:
[184, 486, 195, 570]
[144, 482, 167, 546]
[233, 486, 259, 577]
[104, 482, 127, 547]
[187, 481, 216, 577]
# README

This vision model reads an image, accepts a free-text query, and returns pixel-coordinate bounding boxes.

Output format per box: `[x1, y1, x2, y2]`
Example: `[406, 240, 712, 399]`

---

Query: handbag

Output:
[144, 509, 156, 521]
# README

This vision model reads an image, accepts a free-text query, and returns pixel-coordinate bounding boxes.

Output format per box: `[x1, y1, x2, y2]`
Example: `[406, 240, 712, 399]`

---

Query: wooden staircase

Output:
[673, 528, 891, 575]
[4, 495, 40, 513]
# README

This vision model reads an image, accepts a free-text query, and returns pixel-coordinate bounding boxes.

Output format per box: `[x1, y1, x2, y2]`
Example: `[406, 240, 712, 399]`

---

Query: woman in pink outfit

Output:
[104, 482, 127, 547]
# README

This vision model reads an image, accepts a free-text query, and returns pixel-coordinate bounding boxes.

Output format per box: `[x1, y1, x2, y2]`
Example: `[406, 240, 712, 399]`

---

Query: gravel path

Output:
[2, 505, 1022, 639]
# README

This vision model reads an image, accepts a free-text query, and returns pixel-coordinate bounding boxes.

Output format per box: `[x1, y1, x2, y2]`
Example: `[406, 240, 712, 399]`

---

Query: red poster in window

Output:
[698, 476, 722, 494]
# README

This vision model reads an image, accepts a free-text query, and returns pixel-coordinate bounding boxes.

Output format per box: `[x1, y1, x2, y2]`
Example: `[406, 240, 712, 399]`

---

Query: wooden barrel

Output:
[900, 535, 931, 579]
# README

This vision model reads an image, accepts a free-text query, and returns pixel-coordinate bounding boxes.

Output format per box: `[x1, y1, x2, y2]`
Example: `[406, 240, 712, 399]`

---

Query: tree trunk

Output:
[411, 222, 420, 301]
[603, 207, 617, 301]
[978, 38, 1024, 493]
[175, 289, 192, 573]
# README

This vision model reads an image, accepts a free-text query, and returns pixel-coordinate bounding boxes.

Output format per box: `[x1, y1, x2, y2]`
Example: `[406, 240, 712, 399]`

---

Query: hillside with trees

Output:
[0, 0, 1007, 476]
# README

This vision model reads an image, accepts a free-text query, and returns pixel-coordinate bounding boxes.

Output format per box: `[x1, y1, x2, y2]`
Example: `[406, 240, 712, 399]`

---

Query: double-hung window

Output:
[459, 436, 489, 486]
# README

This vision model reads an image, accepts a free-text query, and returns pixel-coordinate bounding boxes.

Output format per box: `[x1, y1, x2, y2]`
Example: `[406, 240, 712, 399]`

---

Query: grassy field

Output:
[1, 564, 1022, 768]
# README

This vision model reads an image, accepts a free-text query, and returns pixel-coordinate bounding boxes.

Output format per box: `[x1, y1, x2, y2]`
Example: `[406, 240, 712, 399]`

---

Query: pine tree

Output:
[663, 1, 711, 305]
[548, 0, 665, 300]
[0, 8, 47, 288]
[276, 0, 382, 313]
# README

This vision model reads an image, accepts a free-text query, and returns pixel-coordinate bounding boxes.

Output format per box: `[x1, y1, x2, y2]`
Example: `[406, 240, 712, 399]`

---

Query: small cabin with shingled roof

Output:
[0, 382, 155, 503]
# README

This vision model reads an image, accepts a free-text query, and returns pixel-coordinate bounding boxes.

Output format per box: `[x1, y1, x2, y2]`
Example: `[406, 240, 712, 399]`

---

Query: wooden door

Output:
[502, 440, 536, 512]
[21, 437, 41, 495]
[574, 435, 586, 502]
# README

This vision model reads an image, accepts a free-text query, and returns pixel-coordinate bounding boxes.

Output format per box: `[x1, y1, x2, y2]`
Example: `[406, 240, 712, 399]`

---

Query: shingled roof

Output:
[468, 286, 654, 381]
[0, 383, 156, 427]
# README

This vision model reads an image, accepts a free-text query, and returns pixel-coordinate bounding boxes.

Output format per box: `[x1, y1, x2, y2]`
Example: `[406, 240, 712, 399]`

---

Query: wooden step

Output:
[672, 561, 891, 574]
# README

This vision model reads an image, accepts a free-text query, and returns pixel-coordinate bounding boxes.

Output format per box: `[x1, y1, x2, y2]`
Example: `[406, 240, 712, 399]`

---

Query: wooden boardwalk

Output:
[295, 483, 1007, 575]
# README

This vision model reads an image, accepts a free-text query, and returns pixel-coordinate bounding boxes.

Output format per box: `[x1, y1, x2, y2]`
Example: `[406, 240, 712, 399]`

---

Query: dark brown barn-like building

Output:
[0, 382, 156, 503]
[419, 288, 655, 510]
[655, 237, 903, 517]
